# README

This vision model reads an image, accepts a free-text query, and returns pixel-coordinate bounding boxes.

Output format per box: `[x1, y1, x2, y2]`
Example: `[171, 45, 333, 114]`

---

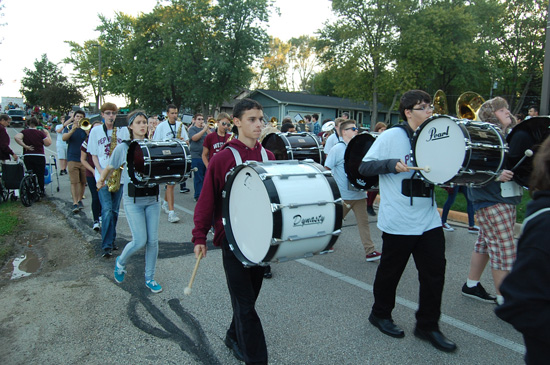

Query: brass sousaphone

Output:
[456, 91, 485, 120]
[433, 90, 449, 115]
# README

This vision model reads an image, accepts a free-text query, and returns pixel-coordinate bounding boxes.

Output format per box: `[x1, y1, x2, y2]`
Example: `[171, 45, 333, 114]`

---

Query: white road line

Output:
[296, 258, 525, 354]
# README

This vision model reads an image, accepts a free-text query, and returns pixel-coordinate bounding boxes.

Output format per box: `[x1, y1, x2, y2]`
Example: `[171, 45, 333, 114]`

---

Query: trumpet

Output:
[208, 118, 216, 128]
[80, 118, 92, 131]
[67, 118, 92, 131]
[270, 117, 278, 128]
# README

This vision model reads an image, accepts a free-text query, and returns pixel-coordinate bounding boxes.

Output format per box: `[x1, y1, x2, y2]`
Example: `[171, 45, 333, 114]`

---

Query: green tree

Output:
[64, 40, 103, 108]
[20, 54, 84, 113]
[318, 0, 412, 124]
[288, 35, 318, 91]
[258, 37, 292, 90]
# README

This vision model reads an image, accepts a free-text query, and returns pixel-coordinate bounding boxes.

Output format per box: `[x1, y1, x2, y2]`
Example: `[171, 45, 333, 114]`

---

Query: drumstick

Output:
[184, 251, 203, 296]
[510, 149, 533, 171]
[408, 166, 431, 172]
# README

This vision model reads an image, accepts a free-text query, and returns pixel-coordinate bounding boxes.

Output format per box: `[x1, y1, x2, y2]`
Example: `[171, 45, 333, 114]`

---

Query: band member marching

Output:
[359, 90, 456, 352]
[97, 110, 163, 293]
[152, 104, 189, 223]
[192, 99, 275, 364]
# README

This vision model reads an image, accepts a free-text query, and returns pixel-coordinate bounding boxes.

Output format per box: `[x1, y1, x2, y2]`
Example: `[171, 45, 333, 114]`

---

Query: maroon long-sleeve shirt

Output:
[0, 125, 15, 160]
[192, 139, 275, 247]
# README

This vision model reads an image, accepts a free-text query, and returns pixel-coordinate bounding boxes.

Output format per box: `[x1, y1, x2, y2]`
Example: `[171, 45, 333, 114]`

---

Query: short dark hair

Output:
[304, 114, 312, 122]
[0, 114, 10, 122]
[341, 112, 350, 119]
[281, 123, 295, 133]
[399, 90, 431, 121]
[233, 98, 263, 119]
[529, 105, 539, 113]
[166, 104, 178, 113]
[282, 117, 292, 125]
[193, 113, 203, 120]
[529, 135, 550, 195]
[312, 113, 319, 121]
[28, 117, 39, 127]
[74, 110, 86, 118]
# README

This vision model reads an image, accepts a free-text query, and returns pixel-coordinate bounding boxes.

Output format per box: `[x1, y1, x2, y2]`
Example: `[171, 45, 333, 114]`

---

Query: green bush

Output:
[435, 186, 531, 223]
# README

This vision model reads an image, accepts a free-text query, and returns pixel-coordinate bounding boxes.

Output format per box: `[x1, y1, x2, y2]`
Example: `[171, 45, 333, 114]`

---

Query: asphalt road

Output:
[1, 125, 525, 364]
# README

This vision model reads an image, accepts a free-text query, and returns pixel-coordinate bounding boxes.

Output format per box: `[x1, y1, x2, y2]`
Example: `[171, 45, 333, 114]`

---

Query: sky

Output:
[0, 0, 335, 102]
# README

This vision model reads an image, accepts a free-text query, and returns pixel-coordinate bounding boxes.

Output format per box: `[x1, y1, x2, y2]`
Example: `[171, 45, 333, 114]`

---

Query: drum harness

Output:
[394, 122, 435, 206]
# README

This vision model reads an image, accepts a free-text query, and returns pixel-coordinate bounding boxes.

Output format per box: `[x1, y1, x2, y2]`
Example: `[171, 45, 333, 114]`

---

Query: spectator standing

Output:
[14, 117, 52, 195]
[55, 115, 69, 175]
[0, 114, 18, 162]
[202, 112, 232, 168]
[81, 121, 104, 232]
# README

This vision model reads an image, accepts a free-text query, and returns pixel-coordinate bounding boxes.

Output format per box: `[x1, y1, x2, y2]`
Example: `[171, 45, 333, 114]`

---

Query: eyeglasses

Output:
[344, 127, 358, 131]
[411, 104, 434, 112]
[103, 111, 116, 116]
[221, 122, 229, 126]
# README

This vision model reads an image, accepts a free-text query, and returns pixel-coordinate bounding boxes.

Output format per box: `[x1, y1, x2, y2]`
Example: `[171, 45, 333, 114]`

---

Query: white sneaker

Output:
[168, 211, 180, 223]
[93, 221, 100, 231]
[442, 222, 454, 232]
[161, 201, 169, 214]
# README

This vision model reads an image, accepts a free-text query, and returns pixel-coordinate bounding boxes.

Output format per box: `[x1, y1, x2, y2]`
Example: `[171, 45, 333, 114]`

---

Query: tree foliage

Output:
[65, 0, 272, 114]
[317, 0, 547, 118]
[20, 54, 84, 113]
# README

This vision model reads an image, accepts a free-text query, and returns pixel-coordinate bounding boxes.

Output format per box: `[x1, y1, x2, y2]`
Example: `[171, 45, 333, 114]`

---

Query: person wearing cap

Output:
[463, 97, 522, 305]
[97, 110, 163, 294]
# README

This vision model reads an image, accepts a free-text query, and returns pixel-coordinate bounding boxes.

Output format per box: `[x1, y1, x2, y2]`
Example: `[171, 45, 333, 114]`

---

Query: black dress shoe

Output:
[414, 328, 457, 352]
[368, 313, 405, 338]
[367, 206, 376, 216]
[263, 265, 272, 279]
[224, 335, 244, 361]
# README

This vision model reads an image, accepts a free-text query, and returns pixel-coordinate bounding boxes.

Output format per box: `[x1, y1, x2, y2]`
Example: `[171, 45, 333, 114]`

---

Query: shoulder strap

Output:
[392, 122, 414, 140]
[260, 145, 268, 162]
[520, 207, 550, 235]
[227, 146, 242, 165]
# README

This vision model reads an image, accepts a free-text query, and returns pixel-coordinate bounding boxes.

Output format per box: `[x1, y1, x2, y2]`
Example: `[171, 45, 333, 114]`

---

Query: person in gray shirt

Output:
[188, 113, 210, 201]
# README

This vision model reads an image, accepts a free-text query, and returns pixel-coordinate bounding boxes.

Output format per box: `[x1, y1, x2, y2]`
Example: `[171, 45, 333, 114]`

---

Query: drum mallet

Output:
[510, 149, 533, 171]
[408, 166, 431, 172]
[184, 251, 203, 296]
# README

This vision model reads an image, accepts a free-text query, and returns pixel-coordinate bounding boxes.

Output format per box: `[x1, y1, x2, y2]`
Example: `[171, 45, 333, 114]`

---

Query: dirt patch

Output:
[0, 200, 91, 287]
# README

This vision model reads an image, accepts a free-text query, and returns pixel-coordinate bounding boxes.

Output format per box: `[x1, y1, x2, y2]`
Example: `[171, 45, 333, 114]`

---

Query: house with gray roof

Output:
[246, 89, 400, 128]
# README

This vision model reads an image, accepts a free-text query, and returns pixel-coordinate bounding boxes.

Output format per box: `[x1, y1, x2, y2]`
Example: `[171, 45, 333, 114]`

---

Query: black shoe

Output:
[461, 283, 496, 303]
[368, 313, 404, 338]
[224, 335, 244, 361]
[180, 188, 190, 193]
[367, 206, 376, 216]
[112, 245, 119, 251]
[414, 328, 457, 352]
[263, 265, 272, 279]
[102, 250, 112, 258]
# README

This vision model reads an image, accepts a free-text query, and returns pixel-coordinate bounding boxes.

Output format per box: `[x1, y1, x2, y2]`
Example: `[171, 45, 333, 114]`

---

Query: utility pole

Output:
[540, 1, 550, 115]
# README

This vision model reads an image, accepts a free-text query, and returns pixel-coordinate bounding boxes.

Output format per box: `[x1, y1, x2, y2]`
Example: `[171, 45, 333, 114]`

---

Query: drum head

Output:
[412, 116, 466, 184]
[506, 116, 550, 188]
[224, 165, 273, 264]
[344, 133, 378, 190]
[262, 133, 289, 160]
[127, 141, 148, 185]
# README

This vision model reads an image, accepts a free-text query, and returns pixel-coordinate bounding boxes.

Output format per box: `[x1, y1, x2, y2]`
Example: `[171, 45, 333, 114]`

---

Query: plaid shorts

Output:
[474, 203, 517, 271]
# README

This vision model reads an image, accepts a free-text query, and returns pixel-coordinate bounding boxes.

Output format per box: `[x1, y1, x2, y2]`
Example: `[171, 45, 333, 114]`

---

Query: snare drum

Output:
[222, 160, 343, 266]
[127, 140, 191, 185]
[411, 115, 506, 186]
[262, 132, 323, 163]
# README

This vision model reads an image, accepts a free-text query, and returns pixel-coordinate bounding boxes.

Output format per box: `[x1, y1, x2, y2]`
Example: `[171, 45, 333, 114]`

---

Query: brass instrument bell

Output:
[433, 90, 449, 115]
[456, 91, 485, 120]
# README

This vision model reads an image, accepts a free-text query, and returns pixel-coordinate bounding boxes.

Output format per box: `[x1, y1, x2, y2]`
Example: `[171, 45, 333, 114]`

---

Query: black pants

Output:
[371, 227, 446, 331]
[23, 155, 46, 192]
[222, 240, 267, 364]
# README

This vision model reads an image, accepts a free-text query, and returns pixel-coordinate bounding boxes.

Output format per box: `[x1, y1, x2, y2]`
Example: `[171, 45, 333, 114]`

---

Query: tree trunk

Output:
[385, 92, 399, 125]
[514, 73, 533, 115]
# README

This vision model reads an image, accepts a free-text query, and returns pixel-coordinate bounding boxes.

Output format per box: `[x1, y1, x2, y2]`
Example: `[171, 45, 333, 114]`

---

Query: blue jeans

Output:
[97, 185, 124, 252]
[119, 196, 160, 281]
[86, 176, 101, 222]
[191, 158, 206, 199]
[441, 186, 475, 227]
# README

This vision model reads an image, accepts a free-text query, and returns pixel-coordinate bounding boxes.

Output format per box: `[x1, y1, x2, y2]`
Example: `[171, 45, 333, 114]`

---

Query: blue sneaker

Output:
[114, 257, 126, 283]
[145, 280, 162, 293]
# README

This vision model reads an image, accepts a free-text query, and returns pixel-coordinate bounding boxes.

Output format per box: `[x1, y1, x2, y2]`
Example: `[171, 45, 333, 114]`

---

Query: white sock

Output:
[496, 295, 504, 305]
[466, 279, 479, 288]
[168, 210, 174, 214]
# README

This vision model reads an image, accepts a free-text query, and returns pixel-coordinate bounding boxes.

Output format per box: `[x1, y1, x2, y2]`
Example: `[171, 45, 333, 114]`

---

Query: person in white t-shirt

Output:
[152, 104, 189, 223]
[87, 102, 129, 257]
[323, 117, 345, 155]
[359, 90, 456, 352]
